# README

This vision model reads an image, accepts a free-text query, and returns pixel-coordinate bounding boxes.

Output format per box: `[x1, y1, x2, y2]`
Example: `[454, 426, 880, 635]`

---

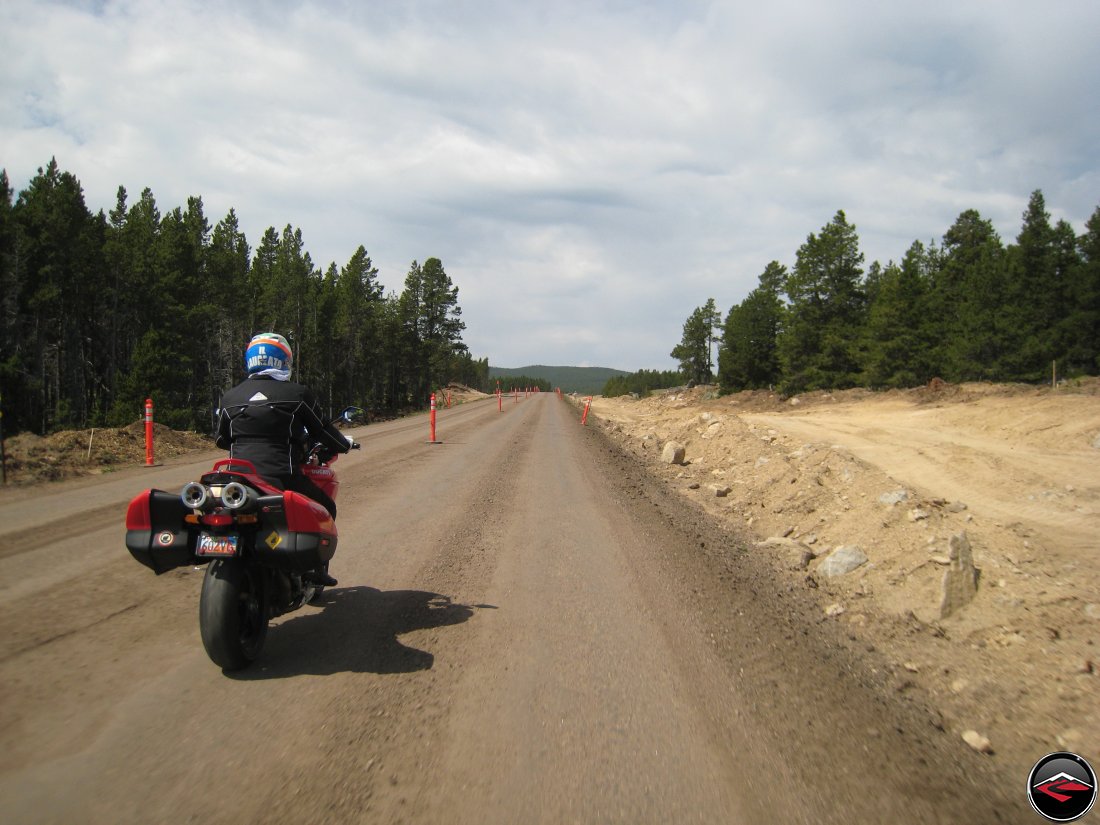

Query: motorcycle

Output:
[124, 407, 363, 670]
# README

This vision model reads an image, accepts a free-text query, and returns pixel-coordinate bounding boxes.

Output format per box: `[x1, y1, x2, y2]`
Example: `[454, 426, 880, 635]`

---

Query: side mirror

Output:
[341, 406, 367, 424]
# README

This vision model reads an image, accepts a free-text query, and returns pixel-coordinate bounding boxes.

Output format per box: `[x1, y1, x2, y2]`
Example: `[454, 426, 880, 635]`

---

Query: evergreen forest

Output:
[655, 192, 1100, 398]
[0, 159, 489, 435]
[5, 160, 1096, 429]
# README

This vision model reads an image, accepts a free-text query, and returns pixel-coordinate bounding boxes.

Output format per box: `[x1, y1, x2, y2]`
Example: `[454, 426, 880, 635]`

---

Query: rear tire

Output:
[199, 559, 268, 670]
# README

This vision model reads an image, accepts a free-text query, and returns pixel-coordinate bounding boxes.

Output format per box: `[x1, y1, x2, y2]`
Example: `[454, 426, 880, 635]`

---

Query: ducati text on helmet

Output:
[245, 333, 293, 376]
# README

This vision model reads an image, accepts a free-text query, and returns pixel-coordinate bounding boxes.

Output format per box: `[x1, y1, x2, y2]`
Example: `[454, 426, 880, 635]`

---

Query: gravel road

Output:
[0, 394, 1026, 824]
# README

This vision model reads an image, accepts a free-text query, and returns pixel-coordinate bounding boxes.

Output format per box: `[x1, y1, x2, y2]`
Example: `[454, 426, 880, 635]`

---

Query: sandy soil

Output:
[589, 379, 1100, 774]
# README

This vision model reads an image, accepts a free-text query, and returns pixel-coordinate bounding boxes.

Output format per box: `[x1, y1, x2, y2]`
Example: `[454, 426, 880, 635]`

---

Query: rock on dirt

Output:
[817, 545, 868, 577]
[939, 531, 978, 619]
[660, 441, 686, 465]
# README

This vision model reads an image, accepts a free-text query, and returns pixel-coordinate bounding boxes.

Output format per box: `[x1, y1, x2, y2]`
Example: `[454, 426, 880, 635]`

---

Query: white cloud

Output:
[2, 0, 1098, 371]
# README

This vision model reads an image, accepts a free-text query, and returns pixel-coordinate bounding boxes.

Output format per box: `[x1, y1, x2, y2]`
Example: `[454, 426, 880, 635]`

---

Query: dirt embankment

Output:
[590, 379, 1100, 772]
[1, 422, 215, 485]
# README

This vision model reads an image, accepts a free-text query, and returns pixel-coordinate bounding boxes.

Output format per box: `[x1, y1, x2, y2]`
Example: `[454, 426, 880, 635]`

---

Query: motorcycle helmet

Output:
[245, 332, 293, 379]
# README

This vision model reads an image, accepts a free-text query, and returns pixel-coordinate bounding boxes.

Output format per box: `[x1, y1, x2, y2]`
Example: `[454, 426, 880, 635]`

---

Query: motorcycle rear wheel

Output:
[199, 559, 268, 670]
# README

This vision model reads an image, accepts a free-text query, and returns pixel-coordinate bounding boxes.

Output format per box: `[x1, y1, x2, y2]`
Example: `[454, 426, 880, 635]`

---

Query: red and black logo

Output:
[1028, 752, 1096, 822]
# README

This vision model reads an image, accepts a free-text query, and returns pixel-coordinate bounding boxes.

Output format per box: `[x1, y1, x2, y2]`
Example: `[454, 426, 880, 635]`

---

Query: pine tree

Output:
[718, 262, 784, 391]
[1048, 219, 1081, 371]
[863, 242, 935, 387]
[398, 257, 466, 402]
[0, 171, 20, 428]
[931, 210, 1006, 381]
[207, 209, 252, 406]
[13, 159, 104, 430]
[1065, 206, 1100, 373]
[1002, 190, 1059, 380]
[333, 245, 384, 407]
[147, 198, 210, 428]
[778, 210, 866, 393]
[107, 187, 164, 424]
[671, 300, 716, 385]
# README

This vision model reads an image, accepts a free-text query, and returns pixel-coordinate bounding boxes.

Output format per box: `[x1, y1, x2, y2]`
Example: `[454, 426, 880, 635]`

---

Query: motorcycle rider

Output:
[215, 332, 351, 586]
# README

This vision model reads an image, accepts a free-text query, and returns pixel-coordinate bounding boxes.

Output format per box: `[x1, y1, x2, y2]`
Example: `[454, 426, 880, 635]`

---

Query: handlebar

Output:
[306, 436, 359, 465]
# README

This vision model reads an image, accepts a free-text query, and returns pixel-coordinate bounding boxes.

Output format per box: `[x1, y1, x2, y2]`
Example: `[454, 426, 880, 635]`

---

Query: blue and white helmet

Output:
[245, 332, 293, 379]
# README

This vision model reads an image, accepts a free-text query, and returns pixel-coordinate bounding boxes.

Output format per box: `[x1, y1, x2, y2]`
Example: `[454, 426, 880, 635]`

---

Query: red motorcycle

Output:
[124, 409, 362, 670]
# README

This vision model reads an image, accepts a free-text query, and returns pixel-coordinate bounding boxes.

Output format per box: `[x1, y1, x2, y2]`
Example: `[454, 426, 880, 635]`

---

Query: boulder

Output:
[661, 441, 686, 465]
[939, 531, 978, 619]
[817, 545, 868, 577]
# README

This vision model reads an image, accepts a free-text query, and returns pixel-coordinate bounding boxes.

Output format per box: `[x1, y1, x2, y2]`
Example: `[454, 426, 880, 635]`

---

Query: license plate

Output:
[196, 533, 239, 557]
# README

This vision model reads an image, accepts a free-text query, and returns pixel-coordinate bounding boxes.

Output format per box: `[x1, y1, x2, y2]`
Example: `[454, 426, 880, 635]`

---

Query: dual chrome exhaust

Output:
[180, 481, 257, 511]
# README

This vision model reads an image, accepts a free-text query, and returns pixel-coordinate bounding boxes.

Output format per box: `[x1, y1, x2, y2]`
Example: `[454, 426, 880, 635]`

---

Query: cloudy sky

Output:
[2, 0, 1098, 371]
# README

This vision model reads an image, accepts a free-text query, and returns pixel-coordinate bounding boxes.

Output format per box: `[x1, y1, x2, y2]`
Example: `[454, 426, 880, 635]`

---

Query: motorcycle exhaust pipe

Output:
[221, 481, 257, 511]
[181, 482, 209, 510]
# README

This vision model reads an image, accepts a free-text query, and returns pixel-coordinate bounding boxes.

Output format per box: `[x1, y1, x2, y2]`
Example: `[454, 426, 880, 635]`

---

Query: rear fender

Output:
[302, 464, 338, 500]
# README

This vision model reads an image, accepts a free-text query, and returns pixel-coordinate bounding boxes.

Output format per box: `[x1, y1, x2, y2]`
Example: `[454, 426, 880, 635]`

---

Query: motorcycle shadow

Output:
[229, 585, 486, 679]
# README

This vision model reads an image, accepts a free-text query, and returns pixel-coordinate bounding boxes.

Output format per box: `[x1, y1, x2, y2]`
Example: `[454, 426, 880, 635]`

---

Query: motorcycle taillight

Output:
[201, 513, 234, 528]
[125, 492, 152, 530]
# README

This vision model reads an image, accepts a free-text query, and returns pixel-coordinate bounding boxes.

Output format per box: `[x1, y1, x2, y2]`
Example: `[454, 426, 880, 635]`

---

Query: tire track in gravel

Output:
[252, 395, 549, 823]
[0, 396, 517, 824]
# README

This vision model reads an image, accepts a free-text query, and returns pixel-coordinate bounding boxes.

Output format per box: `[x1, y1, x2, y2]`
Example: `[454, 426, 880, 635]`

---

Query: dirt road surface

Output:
[1, 395, 1029, 823]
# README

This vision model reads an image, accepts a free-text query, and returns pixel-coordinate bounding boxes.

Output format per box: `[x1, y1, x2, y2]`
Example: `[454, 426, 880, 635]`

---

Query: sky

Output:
[2, 0, 1098, 371]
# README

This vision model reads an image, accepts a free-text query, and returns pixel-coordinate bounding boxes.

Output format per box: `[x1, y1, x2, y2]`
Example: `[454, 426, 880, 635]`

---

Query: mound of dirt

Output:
[1, 422, 214, 486]
[441, 384, 491, 405]
[589, 378, 1100, 775]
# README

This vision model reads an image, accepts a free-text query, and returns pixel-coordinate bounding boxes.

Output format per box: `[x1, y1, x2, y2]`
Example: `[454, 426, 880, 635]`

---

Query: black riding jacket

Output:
[214, 375, 350, 479]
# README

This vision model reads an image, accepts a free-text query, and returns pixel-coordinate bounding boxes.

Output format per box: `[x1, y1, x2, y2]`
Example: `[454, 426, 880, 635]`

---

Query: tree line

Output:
[601, 368, 684, 397]
[657, 191, 1099, 397]
[0, 159, 489, 435]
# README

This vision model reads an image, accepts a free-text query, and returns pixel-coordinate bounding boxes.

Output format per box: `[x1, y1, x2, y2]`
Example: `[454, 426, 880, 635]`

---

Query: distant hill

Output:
[489, 365, 629, 395]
